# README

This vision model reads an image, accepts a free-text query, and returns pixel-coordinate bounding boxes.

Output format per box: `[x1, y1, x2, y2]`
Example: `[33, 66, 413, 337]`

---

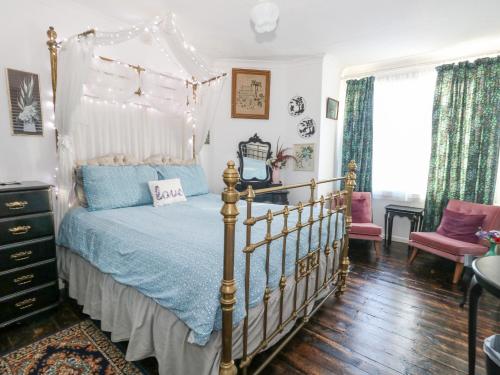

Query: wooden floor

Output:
[0, 241, 498, 375]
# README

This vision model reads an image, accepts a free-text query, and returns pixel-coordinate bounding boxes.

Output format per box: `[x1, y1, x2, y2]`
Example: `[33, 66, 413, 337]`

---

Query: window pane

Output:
[372, 69, 436, 202]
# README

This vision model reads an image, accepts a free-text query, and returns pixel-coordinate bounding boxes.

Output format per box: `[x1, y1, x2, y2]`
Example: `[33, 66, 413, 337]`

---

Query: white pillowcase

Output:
[148, 178, 187, 207]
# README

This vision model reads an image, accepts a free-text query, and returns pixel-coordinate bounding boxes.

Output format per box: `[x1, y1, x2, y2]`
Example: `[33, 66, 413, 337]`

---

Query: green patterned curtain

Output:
[341, 76, 375, 192]
[423, 56, 500, 231]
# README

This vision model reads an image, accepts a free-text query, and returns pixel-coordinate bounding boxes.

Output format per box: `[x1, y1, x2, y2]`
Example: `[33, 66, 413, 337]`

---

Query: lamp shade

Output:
[250, 1, 280, 33]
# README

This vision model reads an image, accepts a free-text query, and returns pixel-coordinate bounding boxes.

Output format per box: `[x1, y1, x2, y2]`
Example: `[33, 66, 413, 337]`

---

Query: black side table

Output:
[468, 256, 500, 375]
[384, 205, 425, 246]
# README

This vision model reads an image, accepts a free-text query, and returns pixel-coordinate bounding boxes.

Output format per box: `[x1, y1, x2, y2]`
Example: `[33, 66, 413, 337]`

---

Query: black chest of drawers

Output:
[0, 181, 59, 327]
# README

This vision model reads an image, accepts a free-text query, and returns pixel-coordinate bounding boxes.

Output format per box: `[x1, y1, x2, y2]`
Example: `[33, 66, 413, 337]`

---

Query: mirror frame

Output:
[237, 133, 273, 185]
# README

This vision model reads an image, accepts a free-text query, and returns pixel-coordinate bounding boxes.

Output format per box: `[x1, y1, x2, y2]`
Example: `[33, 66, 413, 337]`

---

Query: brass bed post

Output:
[46, 26, 58, 107]
[47, 26, 59, 148]
[338, 160, 357, 294]
[220, 161, 240, 375]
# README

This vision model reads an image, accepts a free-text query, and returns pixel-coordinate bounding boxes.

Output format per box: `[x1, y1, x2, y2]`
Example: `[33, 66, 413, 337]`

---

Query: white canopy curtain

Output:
[372, 68, 437, 202]
[54, 14, 226, 229]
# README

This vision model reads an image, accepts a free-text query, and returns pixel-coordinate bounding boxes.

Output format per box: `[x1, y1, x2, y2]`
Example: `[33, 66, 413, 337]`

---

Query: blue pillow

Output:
[82, 165, 158, 211]
[154, 165, 209, 197]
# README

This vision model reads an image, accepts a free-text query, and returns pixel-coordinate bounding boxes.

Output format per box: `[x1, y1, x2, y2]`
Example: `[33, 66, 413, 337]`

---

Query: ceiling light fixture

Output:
[250, 0, 280, 34]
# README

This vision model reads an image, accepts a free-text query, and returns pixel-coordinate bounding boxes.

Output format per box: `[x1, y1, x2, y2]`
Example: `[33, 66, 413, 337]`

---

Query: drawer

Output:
[0, 283, 59, 325]
[0, 213, 54, 245]
[0, 260, 57, 296]
[0, 237, 55, 272]
[0, 189, 51, 218]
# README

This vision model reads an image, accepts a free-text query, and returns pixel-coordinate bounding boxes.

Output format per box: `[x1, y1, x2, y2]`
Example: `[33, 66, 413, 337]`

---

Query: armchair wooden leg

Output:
[374, 241, 381, 258]
[452, 262, 464, 284]
[408, 248, 419, 265]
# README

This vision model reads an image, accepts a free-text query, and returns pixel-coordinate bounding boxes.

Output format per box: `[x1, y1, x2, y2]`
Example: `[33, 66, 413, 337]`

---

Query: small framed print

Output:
[288, 96, 306, 116]
[6, 68, 43, 136]
[231, 68, 270, 119]
[294, 143, 315, 171]
[326, 97, 339, 120]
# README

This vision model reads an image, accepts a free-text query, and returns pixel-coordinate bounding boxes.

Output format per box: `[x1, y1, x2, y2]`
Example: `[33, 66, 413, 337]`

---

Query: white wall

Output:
[318, 54, 343, 197]
[200, 56, 334, 204]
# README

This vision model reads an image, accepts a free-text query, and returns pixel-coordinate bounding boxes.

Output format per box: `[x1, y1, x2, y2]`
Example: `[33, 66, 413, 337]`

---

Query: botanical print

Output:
[7, 69, 43, 136]
[341, 76, 374, 192]
[288, 96, 306, 116]
[297, 117, 316, 138]
[326, 97, 339, 120]
[422, 56, 500, 231]
[294, 143, 315, 171]
[232, 68, 270, 119]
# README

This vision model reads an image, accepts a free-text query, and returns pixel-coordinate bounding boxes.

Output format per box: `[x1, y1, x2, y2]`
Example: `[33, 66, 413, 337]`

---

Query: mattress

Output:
[57, 193, 345, 345]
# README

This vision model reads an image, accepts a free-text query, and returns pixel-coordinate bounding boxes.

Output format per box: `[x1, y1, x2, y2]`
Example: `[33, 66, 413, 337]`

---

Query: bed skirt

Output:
[57, 246, 339, 375]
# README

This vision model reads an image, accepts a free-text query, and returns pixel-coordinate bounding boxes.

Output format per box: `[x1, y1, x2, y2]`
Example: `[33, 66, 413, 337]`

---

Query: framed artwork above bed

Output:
[6, 68, 43, 136]
[231, 68, 270, 119]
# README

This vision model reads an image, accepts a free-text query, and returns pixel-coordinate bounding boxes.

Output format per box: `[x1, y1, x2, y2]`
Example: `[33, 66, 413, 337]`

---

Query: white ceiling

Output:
[71, 0, 500, 67]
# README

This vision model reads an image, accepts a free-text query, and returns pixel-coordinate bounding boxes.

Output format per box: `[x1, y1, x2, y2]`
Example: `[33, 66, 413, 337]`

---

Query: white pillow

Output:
[148, 178, 187, 207]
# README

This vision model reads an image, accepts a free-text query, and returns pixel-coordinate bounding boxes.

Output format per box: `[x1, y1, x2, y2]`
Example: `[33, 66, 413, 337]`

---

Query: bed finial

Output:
[219, 160, 239, 375]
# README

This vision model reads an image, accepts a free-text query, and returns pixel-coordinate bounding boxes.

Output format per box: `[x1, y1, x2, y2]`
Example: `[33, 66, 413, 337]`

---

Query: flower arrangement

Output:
[475, 228, 500, 256]
[267, 138, 296, 170]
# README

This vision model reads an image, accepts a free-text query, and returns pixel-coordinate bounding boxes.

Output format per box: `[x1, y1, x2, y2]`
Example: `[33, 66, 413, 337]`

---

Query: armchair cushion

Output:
[436, 208, 486, 244]
[350, 222, 382, 236]
[351, 192, 372, 223]
[410, 231, 488, 256]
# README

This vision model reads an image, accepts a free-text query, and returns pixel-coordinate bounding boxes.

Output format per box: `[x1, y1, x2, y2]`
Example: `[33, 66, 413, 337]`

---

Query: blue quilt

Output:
[57, 194, 344, 345]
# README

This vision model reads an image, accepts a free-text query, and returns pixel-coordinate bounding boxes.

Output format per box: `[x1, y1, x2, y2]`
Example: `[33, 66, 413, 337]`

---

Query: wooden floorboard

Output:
[251, 241, 499, 375]
[0, 240, 498, 375]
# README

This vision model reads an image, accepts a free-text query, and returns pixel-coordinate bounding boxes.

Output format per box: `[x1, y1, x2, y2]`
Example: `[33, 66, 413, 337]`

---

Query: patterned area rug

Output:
[0, 320, 144, 375]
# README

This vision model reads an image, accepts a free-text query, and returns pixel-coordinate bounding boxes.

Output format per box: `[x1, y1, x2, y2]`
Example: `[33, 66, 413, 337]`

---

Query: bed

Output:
[46, 24, 357, 374]
[53, 157, 356, 375]
[57, 189, 346, 374]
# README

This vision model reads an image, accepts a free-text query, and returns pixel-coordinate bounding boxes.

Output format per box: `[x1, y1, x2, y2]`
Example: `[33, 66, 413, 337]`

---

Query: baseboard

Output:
[383, 235, 409, 244]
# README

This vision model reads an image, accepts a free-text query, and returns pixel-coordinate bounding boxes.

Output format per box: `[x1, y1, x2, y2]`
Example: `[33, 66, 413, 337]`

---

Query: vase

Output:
[272, 167, 281, 184]
[486, 243, 498, 256]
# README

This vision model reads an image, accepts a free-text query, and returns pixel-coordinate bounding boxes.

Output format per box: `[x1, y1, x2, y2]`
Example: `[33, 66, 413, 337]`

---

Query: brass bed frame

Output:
[46, 26, 356, 375]
[219, 161, 356, 374]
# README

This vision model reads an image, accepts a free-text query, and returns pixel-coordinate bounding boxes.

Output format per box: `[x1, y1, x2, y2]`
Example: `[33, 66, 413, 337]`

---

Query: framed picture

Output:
[326, 97, 339, 120]
[288, 95, 306, 116]
[231, 68, 270, 119]
[6, 68, 43, 136]
[293, 143, 315, 171]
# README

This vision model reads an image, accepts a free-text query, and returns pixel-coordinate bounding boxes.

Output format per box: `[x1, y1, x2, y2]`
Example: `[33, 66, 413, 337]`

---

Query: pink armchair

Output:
[408, 199, 500, 284]
[348, 192, 383, 258]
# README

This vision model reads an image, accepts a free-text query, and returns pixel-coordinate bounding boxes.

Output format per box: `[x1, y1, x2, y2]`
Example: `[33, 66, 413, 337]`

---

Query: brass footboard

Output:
[219, 160, 357, 375]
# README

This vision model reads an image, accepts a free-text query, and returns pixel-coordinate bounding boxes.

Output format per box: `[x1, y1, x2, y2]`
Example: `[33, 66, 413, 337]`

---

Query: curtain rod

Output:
[341, 50, 500, 80]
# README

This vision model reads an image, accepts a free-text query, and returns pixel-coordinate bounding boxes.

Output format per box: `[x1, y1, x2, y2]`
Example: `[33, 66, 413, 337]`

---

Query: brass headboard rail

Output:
[239, 176, 346, 197]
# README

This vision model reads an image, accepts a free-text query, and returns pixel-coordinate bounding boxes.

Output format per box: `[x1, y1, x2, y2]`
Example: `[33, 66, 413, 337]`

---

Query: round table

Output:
[468, 256, 500, 375]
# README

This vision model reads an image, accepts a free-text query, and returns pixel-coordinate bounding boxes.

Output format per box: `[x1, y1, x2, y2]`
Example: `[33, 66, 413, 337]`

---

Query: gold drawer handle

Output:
[10, 250, 33, 261]
[15, 297, 36, 310]
[5, 201, 28, 210]
[8, 225, 31, 235]
[14, 274, 35, 285]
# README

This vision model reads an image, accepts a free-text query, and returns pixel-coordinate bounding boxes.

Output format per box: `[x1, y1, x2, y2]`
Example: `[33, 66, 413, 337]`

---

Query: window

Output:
[372, 69, 436, 202]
